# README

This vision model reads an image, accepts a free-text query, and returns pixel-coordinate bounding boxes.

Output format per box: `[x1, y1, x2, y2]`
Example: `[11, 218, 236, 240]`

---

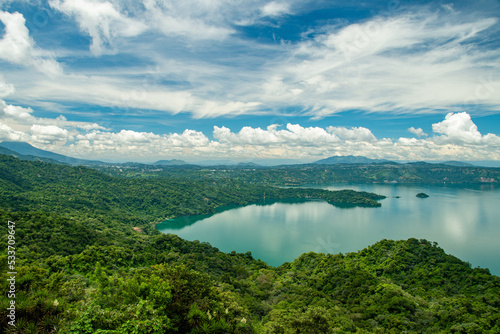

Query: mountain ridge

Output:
[314, 155, 393, 165]
[0, 141, 490, 168]
[0, 141, 106, 166]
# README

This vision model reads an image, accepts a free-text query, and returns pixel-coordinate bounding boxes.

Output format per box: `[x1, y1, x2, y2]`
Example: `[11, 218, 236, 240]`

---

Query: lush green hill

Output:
[0, 154, 384, 224]
[95, 161, 500, 186]
[0, 155, 498, 333]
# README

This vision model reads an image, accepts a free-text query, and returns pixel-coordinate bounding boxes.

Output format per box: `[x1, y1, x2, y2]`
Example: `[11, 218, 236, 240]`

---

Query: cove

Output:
[157, 183, 500, 275]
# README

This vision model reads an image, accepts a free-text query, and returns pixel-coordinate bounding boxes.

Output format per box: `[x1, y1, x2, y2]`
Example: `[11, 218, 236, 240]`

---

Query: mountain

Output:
[407, 161, 475, 167]
[0, 145, 24, 157]
[314, 155, 392, 165]
[0, 141, 106, 166]
[236, 162, 262, 168]
[441, 161, 475, 167]
[153, 159, 189, 166]
[0, 144, 64, 163]
[405, 161, 434, 166]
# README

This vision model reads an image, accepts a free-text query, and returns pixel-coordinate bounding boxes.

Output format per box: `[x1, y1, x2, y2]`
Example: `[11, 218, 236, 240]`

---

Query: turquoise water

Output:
[156, 184, 500, 275]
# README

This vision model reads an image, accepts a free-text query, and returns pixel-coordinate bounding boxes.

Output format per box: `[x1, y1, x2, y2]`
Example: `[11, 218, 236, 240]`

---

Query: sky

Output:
[0, 0, 499, 164]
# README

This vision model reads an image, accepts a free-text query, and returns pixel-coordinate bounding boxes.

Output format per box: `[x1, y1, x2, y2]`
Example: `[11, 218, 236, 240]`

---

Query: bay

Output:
[156, 183, 500, 275]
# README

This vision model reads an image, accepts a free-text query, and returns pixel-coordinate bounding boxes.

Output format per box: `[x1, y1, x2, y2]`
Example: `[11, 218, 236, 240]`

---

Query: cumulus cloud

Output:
[71, 128, 210, 158]
[408, 127, 427, 137]
[0, 100, 35, 122]
[30, 124, 71, 144]
[1, 110, 498, 162]
[0, 11, 61, 75]
[0, 122, 29, 141]
[214, 123, 342, 146]
[432, 112, 483, 144]
[0, 11, 32, 63]
[167, 129, 210, 147]
[327, 126, 377, 142]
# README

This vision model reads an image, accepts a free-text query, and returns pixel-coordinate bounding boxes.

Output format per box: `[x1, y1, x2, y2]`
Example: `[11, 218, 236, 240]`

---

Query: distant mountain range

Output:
[441, 161, 475, 167]
[314, 155, 393, 165]
[313, 156, 478, 167]
[153, 159, 189, 166]
[0, 141, 483, 168]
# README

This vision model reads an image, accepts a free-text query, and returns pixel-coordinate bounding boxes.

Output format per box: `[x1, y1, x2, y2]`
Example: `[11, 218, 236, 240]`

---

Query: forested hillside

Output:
[0, 154, 499, 333]
[96, 162, 500, 186]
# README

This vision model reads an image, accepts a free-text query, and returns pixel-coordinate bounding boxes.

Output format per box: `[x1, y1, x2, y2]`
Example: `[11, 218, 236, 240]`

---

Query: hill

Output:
[314, 155, 392, 164]
[153, 159, 190, 165]
[0, 141, 106, 165]
[0, 144, 63, 163]
[442, 160, 475, 167]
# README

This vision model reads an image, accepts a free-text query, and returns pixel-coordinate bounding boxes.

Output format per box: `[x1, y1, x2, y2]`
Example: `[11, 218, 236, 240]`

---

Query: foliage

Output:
[95, 161, 500, 186]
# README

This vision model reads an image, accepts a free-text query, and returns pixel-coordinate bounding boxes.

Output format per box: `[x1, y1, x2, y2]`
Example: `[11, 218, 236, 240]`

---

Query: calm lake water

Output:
[156, 184, 500, 275]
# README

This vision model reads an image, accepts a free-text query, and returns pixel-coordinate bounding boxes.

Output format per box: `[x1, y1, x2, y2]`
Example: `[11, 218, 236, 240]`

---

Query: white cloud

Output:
[24, 75, 194, 115]
[30, 124, 71, 144]
[6, 3, 499, 121]
[0, 11, 62, 75]
[327, 126, 377, 142]
[0, 2, 499, 164]
[214, 125, 282, 145]
[49, 0, 146, 55]
[51, 115, 106, 131]
[261, 9, 500, 117]
[167, 129, 210, 147]
[1, 109, 498, 162]
[0, 97, 106, 133]
[0, 122, 29, 141]
[196, 101, 261, 118]
[214, 123, 341, 146]
[430, 113, 500, 147]
[408, 127, 427, 137]
[0, 11, 32, 63]
[261, 2, 291, 17]
[432, 112, 483, 144]
[0, 100, 35, 122]
[0, 80, 14, 97]
[142, 0, 234, 40]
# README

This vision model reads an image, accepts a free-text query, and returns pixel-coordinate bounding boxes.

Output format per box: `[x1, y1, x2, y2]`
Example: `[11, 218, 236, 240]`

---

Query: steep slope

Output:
[0, 141, 105, 165]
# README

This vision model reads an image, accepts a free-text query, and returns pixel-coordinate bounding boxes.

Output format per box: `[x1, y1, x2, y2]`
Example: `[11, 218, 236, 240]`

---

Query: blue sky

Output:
[0, 0, 499, 163]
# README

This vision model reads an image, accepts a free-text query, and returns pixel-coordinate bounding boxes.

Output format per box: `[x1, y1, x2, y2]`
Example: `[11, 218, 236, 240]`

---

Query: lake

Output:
[156, 183, 500, 275]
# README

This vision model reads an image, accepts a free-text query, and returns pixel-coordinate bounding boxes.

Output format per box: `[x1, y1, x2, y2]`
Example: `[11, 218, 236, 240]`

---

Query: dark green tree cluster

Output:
[103, 162, 500, 186]
[0, 154, 383, 226]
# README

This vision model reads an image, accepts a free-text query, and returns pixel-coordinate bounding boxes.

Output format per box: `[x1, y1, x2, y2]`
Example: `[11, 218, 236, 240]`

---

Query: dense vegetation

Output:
[96, 162, 500, 186]
[0, 154, 499, 333]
